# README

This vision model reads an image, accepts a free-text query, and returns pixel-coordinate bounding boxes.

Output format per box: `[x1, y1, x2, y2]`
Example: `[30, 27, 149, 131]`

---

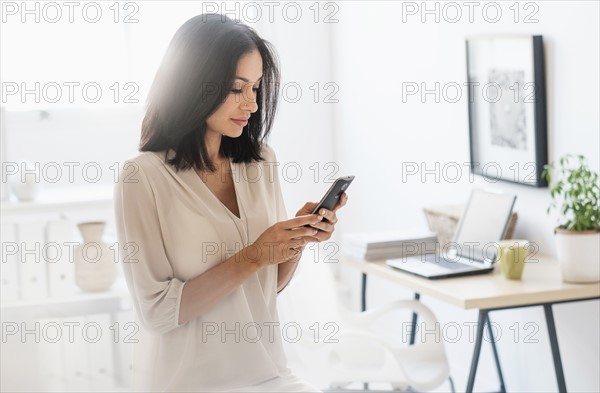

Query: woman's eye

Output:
[229, 86, 259, 94]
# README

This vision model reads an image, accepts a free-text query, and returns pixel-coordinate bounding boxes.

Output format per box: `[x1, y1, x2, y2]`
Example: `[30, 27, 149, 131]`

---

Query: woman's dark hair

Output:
[139, 13, 280, 172]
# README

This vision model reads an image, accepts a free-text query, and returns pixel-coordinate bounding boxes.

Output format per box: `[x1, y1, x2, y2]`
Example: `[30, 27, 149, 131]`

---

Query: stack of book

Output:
[342, 230, 439, 261]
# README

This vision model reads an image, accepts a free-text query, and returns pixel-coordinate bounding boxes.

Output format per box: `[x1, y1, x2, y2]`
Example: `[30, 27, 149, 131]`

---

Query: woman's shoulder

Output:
[259, 142, 279, 162]
[118, 150, 172, 183]
[123, 150, 170, 169]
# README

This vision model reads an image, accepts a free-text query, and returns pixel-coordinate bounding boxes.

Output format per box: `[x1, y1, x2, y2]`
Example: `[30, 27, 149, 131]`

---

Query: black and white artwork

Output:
[466, 35, 548, 187]
[489, 69, 527, 150]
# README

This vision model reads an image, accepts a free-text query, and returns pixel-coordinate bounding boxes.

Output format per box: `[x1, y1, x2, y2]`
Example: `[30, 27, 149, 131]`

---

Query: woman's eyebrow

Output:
[235, 75, 263, 83]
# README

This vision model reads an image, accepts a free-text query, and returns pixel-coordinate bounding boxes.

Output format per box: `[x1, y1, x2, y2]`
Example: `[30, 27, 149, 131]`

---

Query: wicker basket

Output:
[423, 204, 518, 247]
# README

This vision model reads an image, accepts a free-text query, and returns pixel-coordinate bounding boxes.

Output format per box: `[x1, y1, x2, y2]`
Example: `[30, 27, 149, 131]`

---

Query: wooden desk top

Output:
[342, 254, 600, 310]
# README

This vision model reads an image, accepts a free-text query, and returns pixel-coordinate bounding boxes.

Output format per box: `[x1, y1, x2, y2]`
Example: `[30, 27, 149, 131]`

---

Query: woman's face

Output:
[206, 48, 263, 138]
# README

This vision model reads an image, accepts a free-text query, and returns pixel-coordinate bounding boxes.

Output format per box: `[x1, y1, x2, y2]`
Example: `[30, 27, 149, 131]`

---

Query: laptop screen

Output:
[451, 189, 516, 262]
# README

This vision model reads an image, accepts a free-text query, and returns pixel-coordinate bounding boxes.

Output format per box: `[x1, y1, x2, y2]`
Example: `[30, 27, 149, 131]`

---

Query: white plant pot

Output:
[555, 228, 600, 283]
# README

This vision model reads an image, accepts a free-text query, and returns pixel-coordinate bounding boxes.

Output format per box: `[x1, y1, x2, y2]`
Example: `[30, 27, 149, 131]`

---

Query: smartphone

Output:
[310, 175, 355, 215]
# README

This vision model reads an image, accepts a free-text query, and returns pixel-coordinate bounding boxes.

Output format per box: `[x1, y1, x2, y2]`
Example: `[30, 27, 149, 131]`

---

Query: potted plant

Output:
[543, 154, 600, 283]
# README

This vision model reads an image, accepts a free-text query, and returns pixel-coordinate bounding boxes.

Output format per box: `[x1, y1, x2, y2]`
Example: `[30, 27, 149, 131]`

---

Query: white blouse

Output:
[114, 143, 321, 392]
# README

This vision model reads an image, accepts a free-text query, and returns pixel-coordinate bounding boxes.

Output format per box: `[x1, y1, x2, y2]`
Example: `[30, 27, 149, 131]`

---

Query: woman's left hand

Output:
[294, 192, 349, 243]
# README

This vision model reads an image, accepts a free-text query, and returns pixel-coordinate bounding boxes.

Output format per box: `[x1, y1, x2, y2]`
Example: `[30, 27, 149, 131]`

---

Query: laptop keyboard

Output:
[421, 254, 468, 269]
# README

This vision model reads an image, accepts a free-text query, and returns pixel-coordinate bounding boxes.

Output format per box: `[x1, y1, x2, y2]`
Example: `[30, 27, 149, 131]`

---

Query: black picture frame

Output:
[466, 35, 548, 187]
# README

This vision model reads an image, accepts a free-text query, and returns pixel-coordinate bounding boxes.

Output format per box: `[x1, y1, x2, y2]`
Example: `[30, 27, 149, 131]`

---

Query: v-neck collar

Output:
[196, 156, 243, 221]
[154, 149, 245, 222]
[148, 149, 250, 244]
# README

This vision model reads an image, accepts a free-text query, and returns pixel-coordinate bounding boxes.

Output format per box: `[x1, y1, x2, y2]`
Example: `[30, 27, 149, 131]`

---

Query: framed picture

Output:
[466, 35, 548, 187]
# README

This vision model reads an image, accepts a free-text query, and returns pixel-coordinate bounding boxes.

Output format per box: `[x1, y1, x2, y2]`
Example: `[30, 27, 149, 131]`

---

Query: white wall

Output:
[329, 1, 599, 392]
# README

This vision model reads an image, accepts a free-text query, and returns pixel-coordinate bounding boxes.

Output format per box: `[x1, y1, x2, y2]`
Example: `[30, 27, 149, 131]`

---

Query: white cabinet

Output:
[1, 188, 134, 392]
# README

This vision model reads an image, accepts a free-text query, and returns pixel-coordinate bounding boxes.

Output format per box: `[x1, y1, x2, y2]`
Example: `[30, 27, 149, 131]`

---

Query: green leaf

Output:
[546, 154, 600, 231]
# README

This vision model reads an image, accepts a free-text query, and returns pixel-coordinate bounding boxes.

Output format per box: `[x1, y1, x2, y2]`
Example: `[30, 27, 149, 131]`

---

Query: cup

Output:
[497, 240, 530, 280]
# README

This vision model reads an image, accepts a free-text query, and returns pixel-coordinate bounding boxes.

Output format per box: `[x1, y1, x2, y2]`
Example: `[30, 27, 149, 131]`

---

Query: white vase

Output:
[10, 160, 40, 202]
[74, 222, 117, 292]
[555, 228, 600, 283]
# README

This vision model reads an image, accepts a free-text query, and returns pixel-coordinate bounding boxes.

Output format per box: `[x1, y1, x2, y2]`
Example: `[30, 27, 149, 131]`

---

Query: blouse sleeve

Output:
[114, 160, 186, 335]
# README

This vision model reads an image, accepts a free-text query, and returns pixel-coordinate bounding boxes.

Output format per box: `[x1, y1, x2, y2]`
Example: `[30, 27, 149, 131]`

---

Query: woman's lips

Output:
[231, 119, 248, 127]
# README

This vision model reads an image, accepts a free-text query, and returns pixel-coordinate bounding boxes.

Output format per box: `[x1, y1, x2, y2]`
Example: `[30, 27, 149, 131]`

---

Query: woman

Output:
[114, 13, 348, 392]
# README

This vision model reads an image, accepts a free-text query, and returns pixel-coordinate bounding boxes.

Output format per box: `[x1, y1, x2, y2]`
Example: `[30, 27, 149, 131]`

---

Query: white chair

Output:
[278, 256, 453, 392]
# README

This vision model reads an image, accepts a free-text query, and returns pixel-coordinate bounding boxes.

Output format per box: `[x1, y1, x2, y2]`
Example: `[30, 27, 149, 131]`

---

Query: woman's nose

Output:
[241, 87, 259, 113]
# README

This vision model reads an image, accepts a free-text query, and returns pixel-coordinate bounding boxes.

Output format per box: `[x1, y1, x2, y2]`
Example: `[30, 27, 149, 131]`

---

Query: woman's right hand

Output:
[248, 214, 324, 268]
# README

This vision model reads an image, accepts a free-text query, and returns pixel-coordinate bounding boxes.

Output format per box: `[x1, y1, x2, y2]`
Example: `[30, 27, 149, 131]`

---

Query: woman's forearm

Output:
[179, 245, 304, 324]
[178, 250, 261, 325]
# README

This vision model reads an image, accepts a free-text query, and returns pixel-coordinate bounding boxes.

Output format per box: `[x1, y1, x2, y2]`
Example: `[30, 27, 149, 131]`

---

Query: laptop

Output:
[386, 189, 516, 279]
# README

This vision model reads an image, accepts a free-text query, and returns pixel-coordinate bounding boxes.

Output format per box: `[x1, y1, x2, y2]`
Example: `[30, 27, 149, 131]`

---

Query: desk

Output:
[342, 254, 600, 393]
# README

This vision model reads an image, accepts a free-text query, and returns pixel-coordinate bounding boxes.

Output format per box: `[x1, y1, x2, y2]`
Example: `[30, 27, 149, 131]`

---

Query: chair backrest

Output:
[277, 253, 450, 391]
